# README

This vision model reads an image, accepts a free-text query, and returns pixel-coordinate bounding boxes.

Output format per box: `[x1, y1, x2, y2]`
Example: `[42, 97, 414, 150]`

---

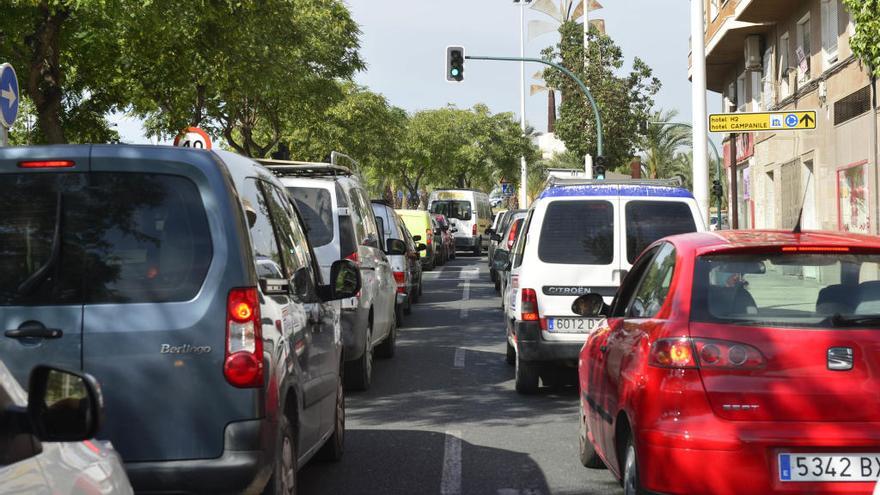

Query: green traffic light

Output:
[451, 69, 460, 76]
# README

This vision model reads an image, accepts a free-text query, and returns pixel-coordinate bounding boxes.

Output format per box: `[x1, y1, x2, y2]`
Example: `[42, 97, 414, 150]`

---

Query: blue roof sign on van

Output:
[538, 183, 693, 200]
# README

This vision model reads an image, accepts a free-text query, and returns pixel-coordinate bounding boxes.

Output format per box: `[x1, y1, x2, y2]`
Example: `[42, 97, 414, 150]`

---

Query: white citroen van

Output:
[428, 189, 492, 255]
[495, 179, 705, 393]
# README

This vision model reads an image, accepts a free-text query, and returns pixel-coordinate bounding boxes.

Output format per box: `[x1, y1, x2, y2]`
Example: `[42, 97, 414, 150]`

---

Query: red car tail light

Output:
[393, 271, 406, 294]
[506, 221, 520, 249]
[426, 228, 432, 246]
[224, 287, 263, 388]
[650, 338, 765, 370]
[472, 224, 477, 236]
[693, 338, 765, 369]
[345, 250, 359, 264]
[521, 288, 540, 322]
[649, 338, 697, 368]
[18, 160, 75, 168]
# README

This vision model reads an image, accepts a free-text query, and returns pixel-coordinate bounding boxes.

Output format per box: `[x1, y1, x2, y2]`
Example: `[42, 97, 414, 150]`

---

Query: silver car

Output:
[0, 360, 133, 494]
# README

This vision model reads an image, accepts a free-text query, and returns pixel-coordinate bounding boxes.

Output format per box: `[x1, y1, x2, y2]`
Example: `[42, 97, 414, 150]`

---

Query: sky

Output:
[116, 0, 722, 144]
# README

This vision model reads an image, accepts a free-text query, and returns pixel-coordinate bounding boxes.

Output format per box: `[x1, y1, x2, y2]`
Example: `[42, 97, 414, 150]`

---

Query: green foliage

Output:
[541, 22, 660, 169]
[641, 109, 692, 180]
[0, 1, 129, 143]
[842, 0, 880, 76]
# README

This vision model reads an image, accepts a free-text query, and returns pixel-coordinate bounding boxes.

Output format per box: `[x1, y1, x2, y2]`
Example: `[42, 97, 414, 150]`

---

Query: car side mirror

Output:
[484, 228, 494, 235]
[363, 234, 380, 249]
[491, 233, 503, 242]
[412, 235, 422, 242]
[326, 259, 361, 300]
[451, 228, 458, 233]
[491, 249, 512, 271]
[386, 238, 407, 256]
[416, 243, 427, 252]
[292, 267, 317, 301]
[27, 366, 103, 442]
[571, 294, 609, 318]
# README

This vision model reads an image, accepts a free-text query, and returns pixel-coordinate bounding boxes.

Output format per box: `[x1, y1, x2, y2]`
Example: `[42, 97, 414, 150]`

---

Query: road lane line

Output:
[497, 490, 519, 495]
[453, 348, 465, 368]
[441, 430, 462, 495]
[460, 279, 470, 318]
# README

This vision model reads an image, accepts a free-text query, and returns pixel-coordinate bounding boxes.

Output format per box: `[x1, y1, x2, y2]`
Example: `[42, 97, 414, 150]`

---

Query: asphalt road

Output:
[299, 255, 623, 495]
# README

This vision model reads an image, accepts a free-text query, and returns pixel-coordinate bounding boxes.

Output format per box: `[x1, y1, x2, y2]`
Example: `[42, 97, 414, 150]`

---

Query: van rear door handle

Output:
[5, 328, 63, 339]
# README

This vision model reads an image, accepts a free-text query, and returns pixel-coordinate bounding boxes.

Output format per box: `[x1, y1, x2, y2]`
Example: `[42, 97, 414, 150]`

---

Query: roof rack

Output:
[257, 159, 354, 178]
[546, 177, 683, 188]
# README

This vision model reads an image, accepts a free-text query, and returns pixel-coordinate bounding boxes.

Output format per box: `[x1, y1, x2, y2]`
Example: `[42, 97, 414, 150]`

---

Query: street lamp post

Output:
[515, 0, 530, 208]
[690, 0, 710, 224]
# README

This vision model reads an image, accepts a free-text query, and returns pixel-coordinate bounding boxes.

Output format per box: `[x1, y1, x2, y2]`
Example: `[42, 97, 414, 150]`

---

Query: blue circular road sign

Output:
[785, 113, 799, 128]
[0, 63, 19, 128]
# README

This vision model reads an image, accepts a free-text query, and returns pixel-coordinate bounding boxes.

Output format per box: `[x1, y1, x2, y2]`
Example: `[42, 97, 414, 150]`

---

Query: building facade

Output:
[698, 0, 879, 234]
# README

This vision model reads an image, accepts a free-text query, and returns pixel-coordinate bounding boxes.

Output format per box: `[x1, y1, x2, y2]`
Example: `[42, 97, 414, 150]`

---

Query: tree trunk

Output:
[26, 4, 69, 144]
[548, 90, 557, 133]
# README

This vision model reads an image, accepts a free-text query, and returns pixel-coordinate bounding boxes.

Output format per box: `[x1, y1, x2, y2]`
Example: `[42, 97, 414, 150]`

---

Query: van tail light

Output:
[521, 288, 540, 322]
[649, 338, 765, 370]
[393, 271, 406, 294]
[224, 287, 263, 388]
[18, 160, 75, 168]
[506, 221, 520, 249]
[472, 224, 477, 236]
[345, 250, 359, 264]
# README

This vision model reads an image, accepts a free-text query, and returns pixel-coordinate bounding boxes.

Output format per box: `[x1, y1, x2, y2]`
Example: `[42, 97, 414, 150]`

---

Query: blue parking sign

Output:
[0, 63, 19, 128]
[785, 114, 798, 128]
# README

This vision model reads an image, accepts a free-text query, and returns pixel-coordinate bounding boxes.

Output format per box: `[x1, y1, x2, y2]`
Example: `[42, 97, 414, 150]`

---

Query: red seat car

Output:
[575, 230, 880, 495]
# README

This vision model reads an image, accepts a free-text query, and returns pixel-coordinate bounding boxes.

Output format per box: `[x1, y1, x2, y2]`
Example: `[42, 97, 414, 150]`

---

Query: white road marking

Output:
[441, 430, 462, 495]
[462, 267, 480, 280]
[460, 279, 471, 318]
[453, 348, 466, 368]
[497, 490, 519, 495]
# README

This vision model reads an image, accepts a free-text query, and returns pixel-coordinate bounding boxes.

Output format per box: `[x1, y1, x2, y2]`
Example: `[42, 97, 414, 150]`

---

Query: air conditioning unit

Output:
[745, 35, 762, 70]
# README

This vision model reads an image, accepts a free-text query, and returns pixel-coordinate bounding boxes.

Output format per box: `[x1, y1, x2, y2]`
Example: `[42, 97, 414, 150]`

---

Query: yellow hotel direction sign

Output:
[709, 111, 817, 133]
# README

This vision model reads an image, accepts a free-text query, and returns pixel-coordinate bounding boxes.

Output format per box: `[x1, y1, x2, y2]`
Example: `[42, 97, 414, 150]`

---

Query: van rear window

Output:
[625, 201, 696, 263]
[538, 201, 613, 265]
[0, 173, 212, 305]
[287, 187, 334, 247]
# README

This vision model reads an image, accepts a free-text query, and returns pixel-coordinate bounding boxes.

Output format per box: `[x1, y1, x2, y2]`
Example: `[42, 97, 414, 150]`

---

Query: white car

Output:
[263, 160, 398, 391]
[493, 180, 705, 393]
[428, 189, 493, 255]
[0, 360, 133, 494]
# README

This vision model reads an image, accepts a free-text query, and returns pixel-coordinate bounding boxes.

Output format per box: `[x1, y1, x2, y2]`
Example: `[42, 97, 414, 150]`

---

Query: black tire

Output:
[472, 240, 481, 256]
[418, 277, 423, 297]
[450, 248, 456, 260]
[579, 400, 605, 468]
[506, 341, 515, 365]
[317, 374, 345, 462]
[494, 278, 501, 293]
[395, 303, 405, 327]
[344, 326, 372, 391]
[515, 355, 540, 394]
[622, 437, 640, 495]
[425, 257, 435, 271]
[375, 317, 396, 359]
[403, 296, 413, 315]
[263, 414, 297, 495]
[490, 268, 497, 283]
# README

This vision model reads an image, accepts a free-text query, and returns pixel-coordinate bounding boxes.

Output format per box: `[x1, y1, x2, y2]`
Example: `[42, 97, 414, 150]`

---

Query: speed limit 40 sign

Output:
[173, 126, 212, 150]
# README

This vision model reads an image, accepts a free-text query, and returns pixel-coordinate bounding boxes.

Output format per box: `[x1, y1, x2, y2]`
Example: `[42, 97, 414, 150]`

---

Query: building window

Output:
[821, 0, 839, 68]
[710, 0, 719, 20]
[751, 71, 762, 112]
[737, 73, 747, 112]
[779, 32, 791, 99]
[797, 14, 812, 83]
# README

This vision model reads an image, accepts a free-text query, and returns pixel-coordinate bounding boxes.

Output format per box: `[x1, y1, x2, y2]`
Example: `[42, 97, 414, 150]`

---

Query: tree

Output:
[0, 1, 128, 143]
[641, 109, 692, 180]
[541, 22, 660, 170]
[842, 0, 880, 75]
[121, 0, 364, 157]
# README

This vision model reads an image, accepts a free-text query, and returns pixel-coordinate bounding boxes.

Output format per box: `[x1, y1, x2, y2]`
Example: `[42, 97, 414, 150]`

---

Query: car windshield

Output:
[691, 251, 880, 328]
[431, 200, 471, 221]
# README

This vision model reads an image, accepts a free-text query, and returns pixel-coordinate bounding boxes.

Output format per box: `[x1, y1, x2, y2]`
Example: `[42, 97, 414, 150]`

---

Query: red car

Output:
[575, 230, 880, 495]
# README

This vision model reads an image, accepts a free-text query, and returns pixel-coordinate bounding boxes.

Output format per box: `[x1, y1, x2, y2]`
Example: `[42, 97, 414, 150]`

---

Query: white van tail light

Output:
[472, 224, 477, 236]
[224, 287, 263, 388]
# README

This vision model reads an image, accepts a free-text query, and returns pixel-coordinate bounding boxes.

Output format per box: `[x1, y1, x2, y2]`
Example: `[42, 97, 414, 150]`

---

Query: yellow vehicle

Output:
[396, 209, 438, 270]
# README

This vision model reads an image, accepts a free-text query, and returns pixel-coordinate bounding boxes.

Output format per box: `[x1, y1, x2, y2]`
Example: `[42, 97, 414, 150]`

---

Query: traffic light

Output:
[446, 46, 465, 82]
[712, 179, 723, 198]
[594, 155, 608, 180]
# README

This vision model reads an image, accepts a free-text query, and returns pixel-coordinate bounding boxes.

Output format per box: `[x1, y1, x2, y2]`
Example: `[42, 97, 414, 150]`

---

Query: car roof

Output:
[538, 183, 693, 200]
[668, 230, 880, 256]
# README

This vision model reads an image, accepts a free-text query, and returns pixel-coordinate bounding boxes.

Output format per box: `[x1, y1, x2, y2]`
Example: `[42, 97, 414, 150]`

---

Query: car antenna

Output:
[792, 169, 814, 234]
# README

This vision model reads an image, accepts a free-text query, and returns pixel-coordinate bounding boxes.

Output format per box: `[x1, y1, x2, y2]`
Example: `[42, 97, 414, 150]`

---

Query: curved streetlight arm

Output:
[466, 55, 603, 156]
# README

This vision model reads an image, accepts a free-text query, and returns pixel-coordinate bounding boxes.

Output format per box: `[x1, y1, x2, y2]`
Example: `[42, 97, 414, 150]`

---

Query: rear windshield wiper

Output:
[17, 190, 63, 296]
[826, 313, 880, 328]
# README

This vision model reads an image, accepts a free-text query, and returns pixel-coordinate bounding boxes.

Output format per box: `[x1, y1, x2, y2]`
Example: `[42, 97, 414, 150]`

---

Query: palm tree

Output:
[641, 108, 692, 180]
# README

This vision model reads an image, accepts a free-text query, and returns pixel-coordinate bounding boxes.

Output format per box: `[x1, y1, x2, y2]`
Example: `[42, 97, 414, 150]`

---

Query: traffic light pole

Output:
[465, 55, 603, 157]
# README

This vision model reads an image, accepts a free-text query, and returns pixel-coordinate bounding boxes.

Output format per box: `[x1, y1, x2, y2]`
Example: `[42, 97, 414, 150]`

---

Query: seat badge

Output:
[827, 347, 853, 371]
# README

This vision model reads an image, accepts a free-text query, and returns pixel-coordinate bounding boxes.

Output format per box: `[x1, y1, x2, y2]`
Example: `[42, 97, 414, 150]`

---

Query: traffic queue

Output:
[0, 145, 481, 494]
[487, 176, 880, 495]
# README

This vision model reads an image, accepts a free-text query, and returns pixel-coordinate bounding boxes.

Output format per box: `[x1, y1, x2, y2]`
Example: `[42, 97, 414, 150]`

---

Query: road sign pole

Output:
[691, 0, 710, 225]
[0, 125, 7, 147]
[730, 130, 738, 229]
